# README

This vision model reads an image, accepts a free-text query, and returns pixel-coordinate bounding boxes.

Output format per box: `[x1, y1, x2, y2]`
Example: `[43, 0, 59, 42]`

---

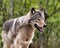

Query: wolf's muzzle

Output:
[34, 24, 44, 32]
[43, 24, 46, 28]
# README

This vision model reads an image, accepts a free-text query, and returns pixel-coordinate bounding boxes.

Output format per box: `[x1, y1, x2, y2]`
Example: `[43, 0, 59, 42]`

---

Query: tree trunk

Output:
[10, 0, 13, 19]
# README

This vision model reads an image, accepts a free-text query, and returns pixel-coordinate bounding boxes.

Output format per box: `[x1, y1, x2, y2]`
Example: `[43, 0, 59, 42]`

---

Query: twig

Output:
[49, 7, 60, 16]
[46, 7, 60, 20]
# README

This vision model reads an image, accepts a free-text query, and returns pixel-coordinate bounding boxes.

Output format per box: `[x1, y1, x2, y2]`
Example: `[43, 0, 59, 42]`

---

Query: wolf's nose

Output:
[43, 25, 46, 28]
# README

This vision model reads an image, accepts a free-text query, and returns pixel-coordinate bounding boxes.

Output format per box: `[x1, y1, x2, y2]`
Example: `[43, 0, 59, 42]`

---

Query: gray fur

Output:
[2, 19, 14, 32]
[29, 11, 41, 22]
[2, 11, 42, 32]
[14, 18, 20, 32]
[2, 7, 46, 48]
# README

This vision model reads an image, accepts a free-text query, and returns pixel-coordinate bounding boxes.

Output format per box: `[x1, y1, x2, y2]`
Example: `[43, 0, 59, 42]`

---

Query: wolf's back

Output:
[2, 19, 14, 32]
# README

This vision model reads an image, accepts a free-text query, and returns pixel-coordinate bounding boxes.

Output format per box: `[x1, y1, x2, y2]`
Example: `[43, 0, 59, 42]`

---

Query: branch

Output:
[45, 7, 60, 20]
[49, 7, 60, 16]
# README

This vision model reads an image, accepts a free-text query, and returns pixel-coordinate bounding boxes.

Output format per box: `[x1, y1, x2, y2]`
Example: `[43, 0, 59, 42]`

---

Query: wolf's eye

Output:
[38, 19, 40, 21]
[35, 20, 38, 22]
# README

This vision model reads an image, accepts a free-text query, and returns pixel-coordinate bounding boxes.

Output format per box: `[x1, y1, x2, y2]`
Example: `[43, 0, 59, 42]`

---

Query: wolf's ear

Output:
[40, 7, 44, 11]
[31, 7, 35, 14]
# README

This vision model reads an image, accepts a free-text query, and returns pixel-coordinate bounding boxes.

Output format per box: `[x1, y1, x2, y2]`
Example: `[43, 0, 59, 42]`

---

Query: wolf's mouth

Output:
[34, 24, 44, 32]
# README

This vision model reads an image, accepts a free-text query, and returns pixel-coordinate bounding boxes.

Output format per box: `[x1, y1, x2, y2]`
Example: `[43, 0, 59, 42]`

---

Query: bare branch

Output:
[49, 7, 60, 16]
[45, 7, 60, 20]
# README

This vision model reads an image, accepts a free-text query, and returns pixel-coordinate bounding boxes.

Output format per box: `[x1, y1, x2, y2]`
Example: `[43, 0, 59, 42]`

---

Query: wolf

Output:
[1, 7, 46, 48]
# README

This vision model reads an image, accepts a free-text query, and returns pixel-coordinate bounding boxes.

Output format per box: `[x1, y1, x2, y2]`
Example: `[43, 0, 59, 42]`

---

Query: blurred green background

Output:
[0, 0, 60, 48]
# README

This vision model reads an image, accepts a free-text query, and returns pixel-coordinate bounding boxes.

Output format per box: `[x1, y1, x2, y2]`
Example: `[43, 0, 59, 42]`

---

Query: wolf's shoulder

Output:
[2, 19, 14, 31]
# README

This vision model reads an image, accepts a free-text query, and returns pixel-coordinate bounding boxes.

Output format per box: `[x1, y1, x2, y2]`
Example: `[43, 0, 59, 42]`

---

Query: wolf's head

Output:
[28, 7, 47, 32]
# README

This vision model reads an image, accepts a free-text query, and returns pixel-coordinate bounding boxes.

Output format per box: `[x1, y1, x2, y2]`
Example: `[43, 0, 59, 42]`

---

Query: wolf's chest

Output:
[17, 24, 35, 42]
[22, 31, 34, 41]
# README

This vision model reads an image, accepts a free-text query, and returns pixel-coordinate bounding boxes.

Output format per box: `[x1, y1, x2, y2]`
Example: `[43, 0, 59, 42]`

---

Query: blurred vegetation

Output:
[0, 0, 60, 48]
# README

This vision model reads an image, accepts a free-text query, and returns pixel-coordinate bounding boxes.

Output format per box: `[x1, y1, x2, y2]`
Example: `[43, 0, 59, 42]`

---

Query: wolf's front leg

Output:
[3, 43, 14, 48]
[2, 31, 14, 48]
[14, 42, 22, 48]
[14, 39, 30, 48]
